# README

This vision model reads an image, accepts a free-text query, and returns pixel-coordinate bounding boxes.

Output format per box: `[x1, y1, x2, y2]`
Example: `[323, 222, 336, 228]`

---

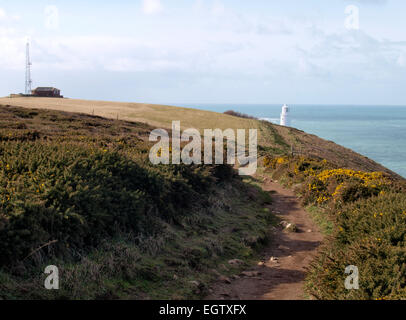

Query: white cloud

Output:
[193, 0, 204, 12]
[142, 0, 163, 15]
[296, 26, 406, 80]
[349, 0, 388, 5]
[0, 28, 25, 70]
[397, 54, 406, 67]
[0, 8, 6, 20]
[212, 1, 225, 16]
[0, 2, 404, 90]
[0, 7, 20, 21]
[1, 2, 406, 104]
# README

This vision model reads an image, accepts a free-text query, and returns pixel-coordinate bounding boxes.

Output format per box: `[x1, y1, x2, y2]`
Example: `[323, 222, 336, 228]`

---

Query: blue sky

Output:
[1, 0, 406, 105]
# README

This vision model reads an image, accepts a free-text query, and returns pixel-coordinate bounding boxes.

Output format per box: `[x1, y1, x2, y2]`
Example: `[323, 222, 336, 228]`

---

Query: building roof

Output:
[33, 87, 60, 91]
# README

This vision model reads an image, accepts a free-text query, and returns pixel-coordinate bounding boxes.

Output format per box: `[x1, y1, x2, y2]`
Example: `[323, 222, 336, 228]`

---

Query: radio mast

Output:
[25, 41, 32, 95]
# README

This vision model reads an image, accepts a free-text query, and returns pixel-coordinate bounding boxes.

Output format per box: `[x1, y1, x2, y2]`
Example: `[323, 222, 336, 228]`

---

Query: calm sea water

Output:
[177, 104, 406, 178]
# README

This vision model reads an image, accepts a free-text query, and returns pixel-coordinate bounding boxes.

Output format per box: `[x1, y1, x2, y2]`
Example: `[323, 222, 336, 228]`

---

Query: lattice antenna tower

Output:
[25, 41, 33, 95]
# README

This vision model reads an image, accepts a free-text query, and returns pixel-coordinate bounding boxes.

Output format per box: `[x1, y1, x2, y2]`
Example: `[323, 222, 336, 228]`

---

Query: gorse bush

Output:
[0, 105, 276, 300]
[263, 155, 406, 300]
[263, 155, 397, 207]
[0, 106, 230, 267]
[304, 168, 392, 206]
[307, 193, 406, 300]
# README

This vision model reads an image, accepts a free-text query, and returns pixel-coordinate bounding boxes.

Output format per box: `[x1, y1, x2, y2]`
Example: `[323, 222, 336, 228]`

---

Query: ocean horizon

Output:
[176, 103, 406, 178]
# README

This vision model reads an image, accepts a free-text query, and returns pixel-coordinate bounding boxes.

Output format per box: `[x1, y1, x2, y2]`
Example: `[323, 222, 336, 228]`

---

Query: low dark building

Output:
[31, 87, 62, 97]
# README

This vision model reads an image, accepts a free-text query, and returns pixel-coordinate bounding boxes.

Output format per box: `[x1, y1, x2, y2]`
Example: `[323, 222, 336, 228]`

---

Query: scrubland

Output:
[263, 155, 406, 300]
[0, 105, 275, 299]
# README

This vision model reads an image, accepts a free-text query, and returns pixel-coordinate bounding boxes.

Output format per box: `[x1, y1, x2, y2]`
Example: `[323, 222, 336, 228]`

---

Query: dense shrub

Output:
[223, 110, 257, 120]
[307, 193, 406, 300]
[0, 107, 233, 267]
[263, 155, 406, 299]
[263, 155, 396, 207]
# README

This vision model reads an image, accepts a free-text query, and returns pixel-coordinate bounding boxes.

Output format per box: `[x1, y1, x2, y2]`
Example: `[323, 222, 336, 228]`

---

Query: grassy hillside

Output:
[0, 97, 259, 133]
[0, 105, 275, 299]
[0, 97, 398, 177]
[1, 99, 403, 300]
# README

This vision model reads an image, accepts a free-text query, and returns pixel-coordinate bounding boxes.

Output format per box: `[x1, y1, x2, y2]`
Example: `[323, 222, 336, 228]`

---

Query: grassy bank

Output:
[0, 180, 274, 300]
[0, 105, 275, 299]
[263, 155, 406, 300]
[0, 97, 398, 177]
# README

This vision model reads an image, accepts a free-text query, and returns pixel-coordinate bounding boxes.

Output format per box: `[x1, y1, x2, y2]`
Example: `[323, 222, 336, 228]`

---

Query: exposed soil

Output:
[207, 177, 323, 300]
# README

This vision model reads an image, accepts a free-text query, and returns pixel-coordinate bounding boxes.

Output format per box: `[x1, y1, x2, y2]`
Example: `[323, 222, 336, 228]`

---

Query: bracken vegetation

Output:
[263, 155, 406, 300]
[0, 105, 275, 299]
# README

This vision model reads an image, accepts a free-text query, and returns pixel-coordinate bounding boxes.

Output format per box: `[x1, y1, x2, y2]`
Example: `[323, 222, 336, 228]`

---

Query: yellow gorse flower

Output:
[316, 169, 386, 186]
[276, 157, 288, 164]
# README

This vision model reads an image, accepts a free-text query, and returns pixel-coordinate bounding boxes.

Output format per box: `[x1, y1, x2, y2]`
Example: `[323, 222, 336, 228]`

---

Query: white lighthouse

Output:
[280, 104, 290, 127]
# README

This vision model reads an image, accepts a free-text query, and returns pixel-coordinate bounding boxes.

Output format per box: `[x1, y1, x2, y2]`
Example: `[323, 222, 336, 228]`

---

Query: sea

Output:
[177, 104, 406, 178]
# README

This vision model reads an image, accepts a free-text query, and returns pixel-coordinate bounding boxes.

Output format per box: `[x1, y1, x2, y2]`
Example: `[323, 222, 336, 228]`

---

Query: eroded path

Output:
[207, 177, 323, 300]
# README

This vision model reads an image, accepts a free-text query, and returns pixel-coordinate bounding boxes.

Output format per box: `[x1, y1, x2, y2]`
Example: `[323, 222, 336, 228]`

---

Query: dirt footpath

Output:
[207, 178, 323, 300]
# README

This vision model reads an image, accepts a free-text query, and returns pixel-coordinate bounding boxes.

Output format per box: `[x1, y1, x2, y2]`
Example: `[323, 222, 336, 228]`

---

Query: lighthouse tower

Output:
[280, 104, 290, 127]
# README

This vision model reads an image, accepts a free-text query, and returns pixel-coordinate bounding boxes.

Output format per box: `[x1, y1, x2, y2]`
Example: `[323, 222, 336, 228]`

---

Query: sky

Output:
[1, 0, 406, 105]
